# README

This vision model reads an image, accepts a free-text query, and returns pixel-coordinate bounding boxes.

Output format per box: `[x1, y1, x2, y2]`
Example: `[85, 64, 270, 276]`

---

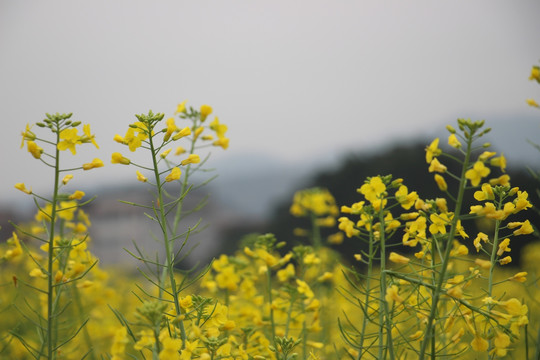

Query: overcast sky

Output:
[1, 1, 540, 207]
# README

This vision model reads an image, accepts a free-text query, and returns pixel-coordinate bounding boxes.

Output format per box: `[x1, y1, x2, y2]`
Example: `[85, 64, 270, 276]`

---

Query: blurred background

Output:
[1, 1, 539, 267]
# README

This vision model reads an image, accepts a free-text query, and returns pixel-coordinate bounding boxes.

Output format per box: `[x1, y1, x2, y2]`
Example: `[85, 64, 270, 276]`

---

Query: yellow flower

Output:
[359, 176, 386, 203]
[475, 258, 491, 270]
[165, 167, 181, 182]
[499, 298, 527, 316]
[513, 190, 532, 213]
[27, 141, 43, 159]
[389, 252, 410, 264]
[159, 337, 182, 360]
[136, 171, 147, 182]
[425, 138, 441, 163]
[111, 152, 130, 165]
[429, 213, 450, 235]
[327, 232, 344, 244]
[210, 117, 228, 138]
[527, 98, 540, 107]
[82, 158, 104, 170]
[499, 256, 512, 265]
[176, 100, 187, 114]
[175, 146, 186, 155]
[509, 271, 527, 283]
[57, 128, 82, 155]
[15, 183, 32, 195]
[471, 335, 488, 352]
[20, 123, 36, 148]
[113, 134, 124, 143]
[163, 118, 178, 141]
[473, 183, 495, 201]
[530, 66, 540, 81]
[68, 190, 85, 200]
[490, 154, 506, 172]
[62, 174, 74, 185]
[82, 124, 99, 148]
[123, 122, 149, 151]
[493, 331, 510, 357]
[508, 220, 534, 235]
[448, 133, 461, 148]
[489, 174, 510, 186]
[296, 279, 314, 298]
[200, 104, 213, 121]
[497, 238, 511, 256]
[478, 151, 496, 161]
[29, 268, 46, 278]
[473, 232, 489, 252]
[338, 217, 359, 238]
[193, 126, 204, 140]
[179, 295, 193, 309]
[181, 154, 201, 166]
[134, 330, 155, 351]
[277, 263, 295, 282]
[213, 137, 230, 149]
[465, 161, 490, 187]
[317, 272, 333, 282]
[160, 149, 172, 158]
[385, 285, 404, 307]
[395, 185, 418, 210]
[429, 158, 447, 173]
[172, 126, 192, 141]
[434, 174, 447, 191]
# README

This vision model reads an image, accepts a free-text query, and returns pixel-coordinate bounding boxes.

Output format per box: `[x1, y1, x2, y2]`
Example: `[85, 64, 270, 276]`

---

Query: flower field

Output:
[1, 66, 540, 360]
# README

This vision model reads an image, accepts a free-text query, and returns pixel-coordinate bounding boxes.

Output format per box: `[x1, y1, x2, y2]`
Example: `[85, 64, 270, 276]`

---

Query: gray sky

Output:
[1, 1, 540, 206]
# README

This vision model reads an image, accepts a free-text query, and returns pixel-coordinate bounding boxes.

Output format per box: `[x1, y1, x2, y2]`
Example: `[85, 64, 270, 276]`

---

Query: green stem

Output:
[356, 229, 373, 360]
[148, 130, 187, 346]
[266, 268, 277, 350]
[418, 135, 473, 360]
[378, 207, 394, 360]
[487, 217, 502, 358]
[45, 123, 62, 360]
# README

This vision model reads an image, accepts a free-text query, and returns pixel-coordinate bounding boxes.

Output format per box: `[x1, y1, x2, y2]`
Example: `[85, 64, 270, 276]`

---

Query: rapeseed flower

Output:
[176, 100, 187, 114]
[434, 174, 448, 191]
[68, 190, 85, 200]
[181, 154, 200, 166]
[508, 220, 533, 235]
[14, 183, 32, 195]
[429, 158, 447, 173]
[136, 171, 147, 182]
[81, 124, 99, 148]
[165, 167, 181, 182]
[82, 158, 104, 170]
[200, 104, 213, 121]
[527, 98, 539, 107]
[27, 141, 43, 159]
[529, 65, 540, 82]
[111, 152, 130, 165]
[448, 133, 461, 148]
[57, 128, 82, 154]
[20, 123, 36, 147]
[172, 126, 191, 140]
[425, 138, 442, 163]
[395, 185, 418, 210]
[62, 174, 74, 184]
[389, 252, 410, 264]
[465, 161, 490, 187]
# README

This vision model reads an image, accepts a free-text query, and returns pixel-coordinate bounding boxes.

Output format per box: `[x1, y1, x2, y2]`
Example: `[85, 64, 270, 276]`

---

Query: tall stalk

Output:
[418, 129, 474, 359]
